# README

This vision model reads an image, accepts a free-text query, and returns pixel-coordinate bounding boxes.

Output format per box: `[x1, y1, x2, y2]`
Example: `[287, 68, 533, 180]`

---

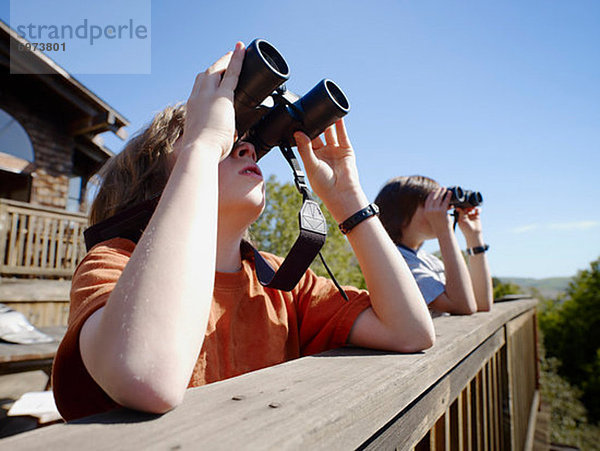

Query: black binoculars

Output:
[234, 39, 350, 161]
[447, 186, 483, 209]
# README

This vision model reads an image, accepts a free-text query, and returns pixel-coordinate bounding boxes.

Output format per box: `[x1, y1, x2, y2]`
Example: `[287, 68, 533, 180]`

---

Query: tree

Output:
[250, 176, 366, 289]
[491, 277, 523, 299]
[539, 347, 600, 449]
[539, 256, 600, 423]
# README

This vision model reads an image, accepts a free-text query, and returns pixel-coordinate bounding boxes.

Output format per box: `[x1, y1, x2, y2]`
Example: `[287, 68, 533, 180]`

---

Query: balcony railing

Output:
[0, 198, 87, 277]
[1, 298, 539, 450]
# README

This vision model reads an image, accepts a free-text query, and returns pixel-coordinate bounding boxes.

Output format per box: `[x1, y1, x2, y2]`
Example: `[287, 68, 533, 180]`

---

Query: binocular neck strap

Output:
[252, 144, 349, 300]
[83, 145, 348, 300]
[452, 210, 459, 231]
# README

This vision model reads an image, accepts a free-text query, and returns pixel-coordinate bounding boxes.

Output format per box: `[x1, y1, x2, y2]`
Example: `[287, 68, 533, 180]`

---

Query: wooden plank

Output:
[491, 353, 499, 450]
[444, 411, 450, 451]
[463, 383, 472, 451]
[524, 391, 540, 451]
[70, 222, 80, 270]
[506, 308, 534, 338]
[486, 359, 495, 449]
[507, 309, 537, 450]
[499, 342, 511, 451]
[24, 215, 35, 267]
[1, 266, 75, 277]
[0, 199, 87, 219]
[15, 212, 26, 267]
[2, 300, 536, 451]
[474, 372, 483, 450]
[48, 218, 57, 269]
[0, 326, 65, 368]
[32, 214, 42, 268]
[7, 211, 19, 267]
[363, 329, 505, 450]
[0, 202, 8, 268]
[56, 218, 65, 269]
[40, 217, 50, 268]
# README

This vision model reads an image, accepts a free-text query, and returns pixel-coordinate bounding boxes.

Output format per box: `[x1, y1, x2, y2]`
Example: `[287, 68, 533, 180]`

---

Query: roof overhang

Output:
[0, 19, 129, 142]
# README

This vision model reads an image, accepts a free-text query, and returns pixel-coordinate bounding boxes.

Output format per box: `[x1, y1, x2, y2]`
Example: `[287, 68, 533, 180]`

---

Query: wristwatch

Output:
[466, 244, 489, 255]
[338, 203, 380, 235]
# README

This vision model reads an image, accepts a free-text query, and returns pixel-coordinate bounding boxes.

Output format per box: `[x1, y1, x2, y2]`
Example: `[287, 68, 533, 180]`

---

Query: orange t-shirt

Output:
[52, 238, 371, 421]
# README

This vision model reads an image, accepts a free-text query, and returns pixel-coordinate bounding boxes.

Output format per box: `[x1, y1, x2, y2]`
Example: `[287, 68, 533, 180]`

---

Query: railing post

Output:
[0, 200, 8, 273]
[503, 308, 539, 450]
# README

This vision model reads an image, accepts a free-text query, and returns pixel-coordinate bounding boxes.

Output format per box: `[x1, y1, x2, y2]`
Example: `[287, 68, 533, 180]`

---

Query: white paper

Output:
[8, 391, 62, 423]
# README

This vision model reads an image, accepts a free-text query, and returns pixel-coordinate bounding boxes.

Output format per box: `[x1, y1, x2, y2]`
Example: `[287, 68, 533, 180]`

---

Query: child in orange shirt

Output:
[52, 42, 435, 421]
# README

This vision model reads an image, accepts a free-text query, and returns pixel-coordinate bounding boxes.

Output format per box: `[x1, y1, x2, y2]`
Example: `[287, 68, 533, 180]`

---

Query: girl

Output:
[52, 43, 435, 421]
[375, 176, 493, 315]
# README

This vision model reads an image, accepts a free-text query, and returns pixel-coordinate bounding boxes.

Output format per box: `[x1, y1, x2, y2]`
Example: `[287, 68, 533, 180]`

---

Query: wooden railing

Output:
[0, 199, 87, 277]
[1, 298, 539, 450]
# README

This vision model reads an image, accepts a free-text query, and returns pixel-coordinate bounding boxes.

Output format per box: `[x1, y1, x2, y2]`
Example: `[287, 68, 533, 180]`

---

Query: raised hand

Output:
[179, 42, 245, 161]
[457, 207, 484, 242]
[294, 119, 367, 223]
[423, 187, 453, 236]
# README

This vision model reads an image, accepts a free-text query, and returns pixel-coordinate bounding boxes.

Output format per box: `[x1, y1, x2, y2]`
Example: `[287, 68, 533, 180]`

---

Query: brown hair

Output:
[375, 175, 439, 244]
[88, 103, 255, 258]
[89, 103, 186, 225]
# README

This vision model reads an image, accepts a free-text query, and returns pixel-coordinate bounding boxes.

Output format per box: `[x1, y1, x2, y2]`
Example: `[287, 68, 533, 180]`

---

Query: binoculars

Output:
[447, 186, 483, 209]
[234, 39, 350, 161]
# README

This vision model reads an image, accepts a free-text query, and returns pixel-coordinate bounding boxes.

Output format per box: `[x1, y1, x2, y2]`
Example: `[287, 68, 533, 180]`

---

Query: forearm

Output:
[80, 145, 220, 411]
[465, 233, 493, 311]
[436, 226, 477, 314]
[330, 192, 435, 350]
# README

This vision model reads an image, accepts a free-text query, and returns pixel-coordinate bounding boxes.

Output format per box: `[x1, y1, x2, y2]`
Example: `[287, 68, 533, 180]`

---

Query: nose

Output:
[234, 141, 257, 162]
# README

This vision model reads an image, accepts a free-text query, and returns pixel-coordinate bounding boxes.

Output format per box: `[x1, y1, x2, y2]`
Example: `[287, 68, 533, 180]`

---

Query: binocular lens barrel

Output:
[448, 187, 484, 208]
[466, 190, 483, 207]
[233, 38, 351, 161]
[234, 39, 290, 135]
[447, 186, 465, 204]
[299, 79, 350, 139]
[250, 79, 351, 160]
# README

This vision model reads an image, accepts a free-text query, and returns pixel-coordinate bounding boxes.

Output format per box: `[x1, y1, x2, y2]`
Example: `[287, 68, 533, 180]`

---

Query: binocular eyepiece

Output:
[234, 39, 350, 161]
[447, 186, 483, 208]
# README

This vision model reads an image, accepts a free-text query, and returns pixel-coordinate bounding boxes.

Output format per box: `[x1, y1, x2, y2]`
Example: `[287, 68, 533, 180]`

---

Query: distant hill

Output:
[498, 277, 572, 299]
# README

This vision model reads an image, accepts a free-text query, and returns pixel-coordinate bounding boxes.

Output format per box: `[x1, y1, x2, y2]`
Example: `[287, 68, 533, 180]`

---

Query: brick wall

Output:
[0, 88, 74, 209]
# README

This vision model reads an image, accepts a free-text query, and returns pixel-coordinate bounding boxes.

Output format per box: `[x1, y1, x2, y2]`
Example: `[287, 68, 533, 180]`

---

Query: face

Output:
[218, 140, 265, 223]
[410, 203, 435, 240]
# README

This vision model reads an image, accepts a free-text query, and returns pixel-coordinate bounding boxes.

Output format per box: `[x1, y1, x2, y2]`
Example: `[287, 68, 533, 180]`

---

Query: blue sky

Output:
[2, 1, 599, 278]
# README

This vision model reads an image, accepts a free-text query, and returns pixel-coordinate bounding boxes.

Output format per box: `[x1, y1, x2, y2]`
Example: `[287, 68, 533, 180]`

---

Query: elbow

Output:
[477, 303, 492, 313]
[458, 304, 477, 315]
[452, 297, 477, 315]
[392, 327, 436, 353]
[100, 364, 187, 415]
[110, 376, 185, 415]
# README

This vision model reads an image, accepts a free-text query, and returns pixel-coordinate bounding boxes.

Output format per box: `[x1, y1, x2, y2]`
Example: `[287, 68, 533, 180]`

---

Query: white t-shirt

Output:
[397, 244, 446, 304]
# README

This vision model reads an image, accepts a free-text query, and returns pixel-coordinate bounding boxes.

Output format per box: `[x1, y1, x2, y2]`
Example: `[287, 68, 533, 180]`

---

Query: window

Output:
[0, 109, 34, 202]
[66, 176, 83, 212]
[0, 109, 34, 162]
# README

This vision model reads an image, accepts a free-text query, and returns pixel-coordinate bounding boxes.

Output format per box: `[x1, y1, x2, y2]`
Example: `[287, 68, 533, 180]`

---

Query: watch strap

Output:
[338, 203, 379, 235]
[467, 244, 489, 255]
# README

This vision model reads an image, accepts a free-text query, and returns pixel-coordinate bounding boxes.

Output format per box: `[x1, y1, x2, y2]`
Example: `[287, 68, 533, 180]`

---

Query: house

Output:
[0, 20, 129, 327]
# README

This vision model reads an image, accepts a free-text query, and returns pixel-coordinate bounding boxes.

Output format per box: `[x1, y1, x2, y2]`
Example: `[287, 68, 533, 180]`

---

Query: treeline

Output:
[538, 257, 600, 447]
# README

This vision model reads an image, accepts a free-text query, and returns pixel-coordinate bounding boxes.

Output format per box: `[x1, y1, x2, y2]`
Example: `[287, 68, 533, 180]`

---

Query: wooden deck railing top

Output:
[1, 298, 538, 450]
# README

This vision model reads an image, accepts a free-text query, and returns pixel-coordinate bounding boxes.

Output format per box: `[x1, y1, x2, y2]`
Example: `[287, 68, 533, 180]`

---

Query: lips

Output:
[239, 164, 263, 178]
